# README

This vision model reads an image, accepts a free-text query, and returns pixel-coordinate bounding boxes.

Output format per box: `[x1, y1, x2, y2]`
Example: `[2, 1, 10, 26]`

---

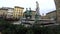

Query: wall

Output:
[46, 10, 60, 23]
[54, 0, 60, 9]
[13, 6, 24, 19]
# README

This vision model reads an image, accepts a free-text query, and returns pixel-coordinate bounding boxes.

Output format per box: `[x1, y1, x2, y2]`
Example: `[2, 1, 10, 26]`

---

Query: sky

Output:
[0, 0, 56, 15]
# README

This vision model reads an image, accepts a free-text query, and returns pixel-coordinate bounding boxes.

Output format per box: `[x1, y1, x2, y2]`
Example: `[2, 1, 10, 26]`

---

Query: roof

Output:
[0, 8, 8, 10]
[46, 10, 56, 14]
[0, 7, 14, 10]
[15, 6, 24, 9]
[40, 16, 50, 19]
[31, 10, 36, 12]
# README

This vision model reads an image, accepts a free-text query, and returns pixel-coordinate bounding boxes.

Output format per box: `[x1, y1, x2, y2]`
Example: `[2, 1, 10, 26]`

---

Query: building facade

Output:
[46, 10, 56, 19]
[54, 0, 60, 23]
[13, 6, 24, 19]
[0, 7, 14, 19]
[0, 7, 8, 18]
[46, 10, 60, 23]
[6, 8, 14, 19]
[54, 0, 60, 9]
[31, 10, 36, 16]
[0, 6, 24, 20]
[31, 10, 37, 19]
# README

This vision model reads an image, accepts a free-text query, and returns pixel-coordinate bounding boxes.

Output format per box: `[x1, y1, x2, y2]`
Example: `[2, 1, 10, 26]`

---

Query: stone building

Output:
[0, 7, 14, 19]
[0, 7, 8, 18]
[46, 9, 60, 23]
[6, 8, 14, 19]
[13, 6, 24, 19]
[0, 6, 24, 21]
[54, 0, 60, 9]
